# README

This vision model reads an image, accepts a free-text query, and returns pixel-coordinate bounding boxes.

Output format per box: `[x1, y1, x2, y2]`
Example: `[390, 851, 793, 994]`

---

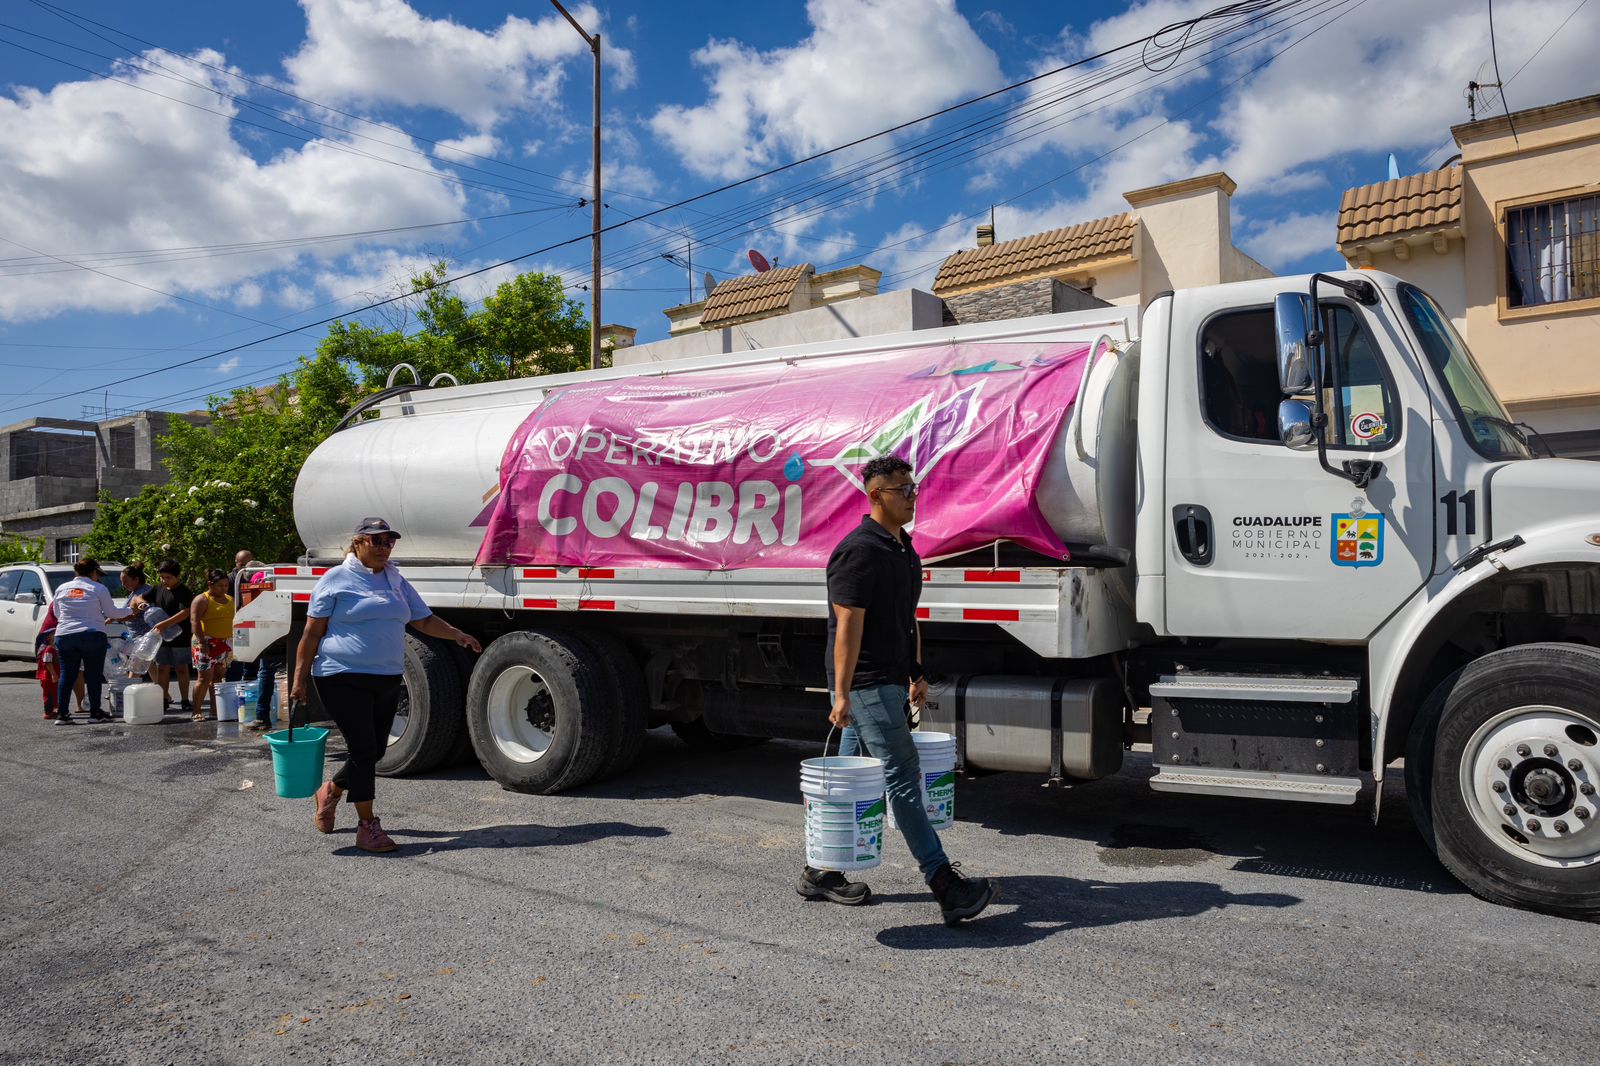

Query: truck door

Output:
[1162, 287, 1435, 640]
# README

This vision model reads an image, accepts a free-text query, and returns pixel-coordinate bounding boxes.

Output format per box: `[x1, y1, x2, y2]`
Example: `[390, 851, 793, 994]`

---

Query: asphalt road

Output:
[1, 661, 1594, 1066]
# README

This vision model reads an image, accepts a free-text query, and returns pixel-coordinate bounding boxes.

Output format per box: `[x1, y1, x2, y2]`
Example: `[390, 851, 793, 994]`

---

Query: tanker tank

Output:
[294, 317, 1139, 566]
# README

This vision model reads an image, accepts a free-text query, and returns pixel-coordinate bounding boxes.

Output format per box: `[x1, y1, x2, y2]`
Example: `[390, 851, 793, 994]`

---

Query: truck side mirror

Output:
[1274, 293, 1315, 395]
[1277, 399, 1317, 451]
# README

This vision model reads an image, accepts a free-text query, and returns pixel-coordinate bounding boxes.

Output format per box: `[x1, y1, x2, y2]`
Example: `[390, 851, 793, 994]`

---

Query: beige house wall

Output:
[1455, 102, 1600, 415]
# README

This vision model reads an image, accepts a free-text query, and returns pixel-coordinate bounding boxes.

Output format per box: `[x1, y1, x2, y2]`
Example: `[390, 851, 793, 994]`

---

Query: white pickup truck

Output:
[237, 270, 1600, 919]
[0, 562, 126, 660]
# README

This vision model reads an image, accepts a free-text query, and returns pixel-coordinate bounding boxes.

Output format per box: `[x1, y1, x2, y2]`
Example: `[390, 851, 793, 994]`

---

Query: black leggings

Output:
[314, 672, 402, 804]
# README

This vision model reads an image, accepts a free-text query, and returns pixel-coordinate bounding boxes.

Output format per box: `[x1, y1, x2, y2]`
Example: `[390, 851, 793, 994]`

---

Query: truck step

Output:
[1149, 765, 1362, 805]
[1147, 674, 1359, 703]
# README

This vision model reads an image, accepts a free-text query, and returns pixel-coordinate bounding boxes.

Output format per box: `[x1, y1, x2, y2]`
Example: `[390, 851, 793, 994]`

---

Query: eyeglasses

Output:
[368, 534, 399, 547]
[872, 482, 919, 501]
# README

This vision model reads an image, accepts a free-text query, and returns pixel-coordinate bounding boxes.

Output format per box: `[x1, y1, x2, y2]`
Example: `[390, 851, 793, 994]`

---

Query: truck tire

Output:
[576, 631, 648, 780]
[670, 717, 770, 752]
[376, 633, 465, 776]
[1428, 643, 1600, 919]
[466, 630, 611, 794]
[444, 642, 481, 767]
[1403, 665, 1467, 854]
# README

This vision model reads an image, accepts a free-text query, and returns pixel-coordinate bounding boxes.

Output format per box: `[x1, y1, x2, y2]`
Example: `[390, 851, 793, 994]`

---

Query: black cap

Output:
[354, 516, 401, 538]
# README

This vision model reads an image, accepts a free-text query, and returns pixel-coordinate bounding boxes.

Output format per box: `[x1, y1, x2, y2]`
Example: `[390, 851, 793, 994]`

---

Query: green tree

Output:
[0, 534, 45, 565]
[84, 265, 589, 577]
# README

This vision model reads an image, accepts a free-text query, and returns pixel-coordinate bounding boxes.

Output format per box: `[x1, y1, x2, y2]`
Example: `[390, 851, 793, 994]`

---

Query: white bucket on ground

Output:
[800, 755, 887, 872]
[886, 731, 959, 833]
[122, 683, 164, 725]
[215, 683, 244, 721]
[106, 676, 138, 715]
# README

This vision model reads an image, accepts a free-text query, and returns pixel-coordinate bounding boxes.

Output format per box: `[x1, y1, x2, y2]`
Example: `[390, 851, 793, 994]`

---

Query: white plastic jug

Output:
[122, 683, 164, 725]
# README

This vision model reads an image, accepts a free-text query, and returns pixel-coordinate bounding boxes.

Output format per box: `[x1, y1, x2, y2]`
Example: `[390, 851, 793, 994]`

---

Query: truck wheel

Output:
[376, 634, 465, 776]
[670, 717, 770, 752]
[1429, 643, 1600, 919]
[444, 642, 481, 768]
[576, 631, 648, 780]
[466, 630, 610, 794]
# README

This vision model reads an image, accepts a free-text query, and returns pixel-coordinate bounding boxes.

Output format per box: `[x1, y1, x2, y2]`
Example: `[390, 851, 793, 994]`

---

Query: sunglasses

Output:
[367, 534, 399, 547]
[872, 482, 919, 501]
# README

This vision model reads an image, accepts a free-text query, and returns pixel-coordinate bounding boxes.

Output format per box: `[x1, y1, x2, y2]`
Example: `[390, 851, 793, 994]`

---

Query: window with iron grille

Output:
[57, 538, 80, 564]
[1505, 193, 1600, 309]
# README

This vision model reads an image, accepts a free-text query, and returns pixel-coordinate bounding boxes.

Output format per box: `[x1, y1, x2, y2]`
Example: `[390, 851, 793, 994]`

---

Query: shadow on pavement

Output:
[872, 874, 1300, 950]
[331, 820, 669, 856]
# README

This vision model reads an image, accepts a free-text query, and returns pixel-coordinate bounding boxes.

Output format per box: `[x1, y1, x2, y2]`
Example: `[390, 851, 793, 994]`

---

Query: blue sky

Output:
[1, 0, 1594, 422]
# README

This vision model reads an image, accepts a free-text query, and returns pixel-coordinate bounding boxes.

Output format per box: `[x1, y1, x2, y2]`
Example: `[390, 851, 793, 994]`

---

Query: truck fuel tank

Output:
[921, 674, 1124, 779]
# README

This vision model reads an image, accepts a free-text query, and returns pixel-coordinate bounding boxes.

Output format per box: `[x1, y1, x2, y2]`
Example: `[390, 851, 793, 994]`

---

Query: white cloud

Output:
[436, 133, 502, 162]
[216, 356, 242, 375]
[650, 0, 1004, 180]
[1238, 211, 1337, 270]
[284, 0, 633, 131]
[0, 49, 467, 322]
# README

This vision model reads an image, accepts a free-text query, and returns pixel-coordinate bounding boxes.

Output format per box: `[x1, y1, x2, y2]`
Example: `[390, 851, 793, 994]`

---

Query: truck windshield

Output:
[1397, 282, 1531, 461]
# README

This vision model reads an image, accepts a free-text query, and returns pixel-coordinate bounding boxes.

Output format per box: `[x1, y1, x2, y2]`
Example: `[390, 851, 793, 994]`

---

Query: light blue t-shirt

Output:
[307, 556, 430, 677]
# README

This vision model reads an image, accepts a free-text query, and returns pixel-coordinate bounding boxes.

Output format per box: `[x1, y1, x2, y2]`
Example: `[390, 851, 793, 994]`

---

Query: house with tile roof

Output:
[1338, 94, 1600, 455]
[933, 172, 1273, 312]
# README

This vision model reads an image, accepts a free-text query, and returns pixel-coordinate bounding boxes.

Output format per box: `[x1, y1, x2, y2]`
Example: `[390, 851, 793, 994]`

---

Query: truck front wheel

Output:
[466, 630, 610, 794]
[1427, 643, 1600, 919]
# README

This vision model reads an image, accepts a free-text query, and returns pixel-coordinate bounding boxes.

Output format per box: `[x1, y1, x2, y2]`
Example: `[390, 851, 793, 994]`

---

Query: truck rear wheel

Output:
[466, 630, 610, 794]
[576, 631, 648, 780]
[376, 633, 464, 777]
[1427, 643, 1600, 919]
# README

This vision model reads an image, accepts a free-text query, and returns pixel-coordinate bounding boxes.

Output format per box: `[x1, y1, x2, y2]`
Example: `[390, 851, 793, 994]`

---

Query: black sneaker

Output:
[54, 714, 77, 726]
[795, 866, 872, 906]
[87, 710, 111, 723]
[929, 862, 996, 926]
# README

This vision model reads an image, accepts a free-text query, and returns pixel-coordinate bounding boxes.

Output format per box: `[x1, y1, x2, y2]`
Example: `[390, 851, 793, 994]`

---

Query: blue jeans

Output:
[56, 631, 108, 716]
[838, 683, 949, 882]
[252, 657, 280, 726]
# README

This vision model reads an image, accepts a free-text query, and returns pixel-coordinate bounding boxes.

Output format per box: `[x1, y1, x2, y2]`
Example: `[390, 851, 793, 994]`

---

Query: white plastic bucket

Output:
[886, 731, 959, 833]
[800, 755, 886, 872]
[106, 676, 138, 715]
[214, 683, 241, 722]
[122, 683, 164, 725]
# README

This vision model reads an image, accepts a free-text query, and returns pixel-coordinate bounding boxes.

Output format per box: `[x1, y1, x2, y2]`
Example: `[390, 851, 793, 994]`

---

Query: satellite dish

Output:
[703, 271, 718, 297]
[748, 249, 771, 273]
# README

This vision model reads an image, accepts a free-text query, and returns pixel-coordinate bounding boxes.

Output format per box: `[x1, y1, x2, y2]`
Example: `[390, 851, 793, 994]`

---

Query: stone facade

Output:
[0, 411, 208, 561]
[941, 278, 1109, 326]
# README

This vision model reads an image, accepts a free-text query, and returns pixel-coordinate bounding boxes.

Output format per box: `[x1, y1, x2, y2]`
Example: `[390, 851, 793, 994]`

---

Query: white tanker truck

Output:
[235, 270, 1600, 919]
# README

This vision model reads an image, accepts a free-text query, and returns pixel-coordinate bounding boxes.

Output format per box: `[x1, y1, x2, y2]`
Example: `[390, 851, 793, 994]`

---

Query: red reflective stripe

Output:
[235, 621, 256, 629]
[915, 608, 930, 620]
[311, 568, 329, 576]
[522, 598, 558, 609]
[963, 608, 1019, 622]
[964, 570, 1020, 583]
[578, 599, 615, 611]
[272, 566, 297, 576]
[522, 568, 559, 579]
[578, 568, 615, 579]
[291, 593, 311, 604]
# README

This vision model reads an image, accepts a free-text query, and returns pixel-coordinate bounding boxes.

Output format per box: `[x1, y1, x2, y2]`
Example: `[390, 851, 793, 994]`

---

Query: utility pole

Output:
[550, 1, 602, 369]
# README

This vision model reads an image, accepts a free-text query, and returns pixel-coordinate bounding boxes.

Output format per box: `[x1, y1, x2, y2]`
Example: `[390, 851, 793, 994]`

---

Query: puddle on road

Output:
[1097, 823, 1217, 868]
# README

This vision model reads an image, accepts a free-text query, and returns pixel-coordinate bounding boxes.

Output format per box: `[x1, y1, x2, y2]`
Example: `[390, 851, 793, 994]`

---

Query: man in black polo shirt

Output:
[797, 456, 995, 925]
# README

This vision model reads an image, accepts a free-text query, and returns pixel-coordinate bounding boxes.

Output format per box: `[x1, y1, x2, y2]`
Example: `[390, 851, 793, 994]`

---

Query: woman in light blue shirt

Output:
[291, 518, 480, 853]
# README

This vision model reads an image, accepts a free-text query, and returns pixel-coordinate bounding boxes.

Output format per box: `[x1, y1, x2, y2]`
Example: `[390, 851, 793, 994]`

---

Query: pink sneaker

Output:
[312, 781, 340, 834]
[356, 818, 397, 853]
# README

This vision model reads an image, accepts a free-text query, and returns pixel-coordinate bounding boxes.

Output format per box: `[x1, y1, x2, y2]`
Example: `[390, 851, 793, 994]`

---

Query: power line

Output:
[4, 0, 1311, 416]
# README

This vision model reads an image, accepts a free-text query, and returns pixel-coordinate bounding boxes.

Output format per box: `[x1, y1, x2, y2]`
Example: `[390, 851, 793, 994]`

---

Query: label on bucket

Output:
[854, 797, 885, 860]
[925, 769, 956, 824]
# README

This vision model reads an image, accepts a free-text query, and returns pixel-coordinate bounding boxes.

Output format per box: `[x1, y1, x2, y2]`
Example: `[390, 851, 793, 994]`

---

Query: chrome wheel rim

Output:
[388, 686, 410, 748]
[1459, 704, 1600, 868]
[487, 664, 554, 764]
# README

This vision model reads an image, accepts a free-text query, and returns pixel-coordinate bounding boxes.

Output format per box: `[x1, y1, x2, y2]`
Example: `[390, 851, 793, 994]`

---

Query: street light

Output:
[549, 1, 602, 370]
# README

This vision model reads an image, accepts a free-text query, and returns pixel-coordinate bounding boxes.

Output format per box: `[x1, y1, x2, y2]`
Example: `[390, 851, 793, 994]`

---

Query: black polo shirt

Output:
[825, 516, 923, 691]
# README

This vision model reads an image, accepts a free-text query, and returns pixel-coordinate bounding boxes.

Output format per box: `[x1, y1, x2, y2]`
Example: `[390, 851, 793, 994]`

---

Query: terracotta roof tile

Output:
[1337, 168, 1463, 246]
[700, 263, 812, 327]
[933, 213, 1136, 295]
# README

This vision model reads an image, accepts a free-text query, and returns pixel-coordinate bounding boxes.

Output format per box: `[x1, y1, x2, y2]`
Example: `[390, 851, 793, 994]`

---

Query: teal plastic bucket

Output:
[265, 726, 329, 799]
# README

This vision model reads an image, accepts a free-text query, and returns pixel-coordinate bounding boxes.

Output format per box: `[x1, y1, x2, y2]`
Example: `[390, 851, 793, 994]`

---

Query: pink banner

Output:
[474, 341, 1092, 569]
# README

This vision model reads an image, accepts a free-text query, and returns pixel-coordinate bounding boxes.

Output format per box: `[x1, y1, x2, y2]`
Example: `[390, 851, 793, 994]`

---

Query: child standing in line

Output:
[36, 634, 59, 720]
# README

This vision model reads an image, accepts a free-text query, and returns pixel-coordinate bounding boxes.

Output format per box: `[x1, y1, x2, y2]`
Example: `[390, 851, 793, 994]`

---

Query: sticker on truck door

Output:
[1332, 514, 1384, 568]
